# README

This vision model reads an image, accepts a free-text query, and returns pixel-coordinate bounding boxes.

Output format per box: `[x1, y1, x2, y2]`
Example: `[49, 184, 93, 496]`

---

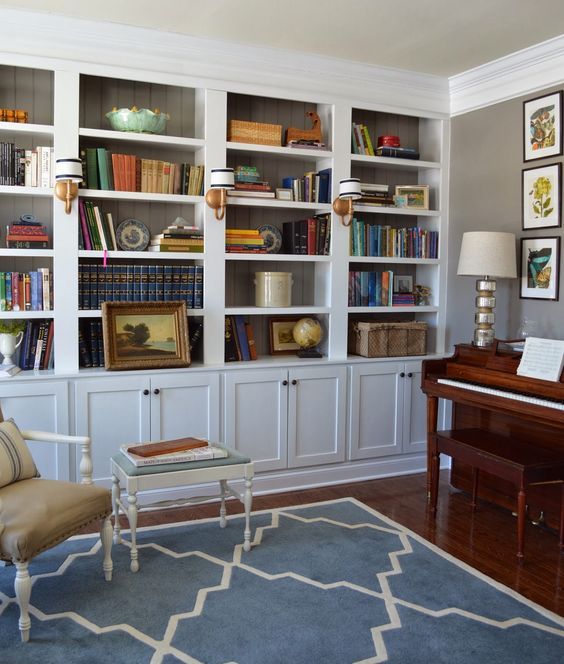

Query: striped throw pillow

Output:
[0, 419, 40, 488]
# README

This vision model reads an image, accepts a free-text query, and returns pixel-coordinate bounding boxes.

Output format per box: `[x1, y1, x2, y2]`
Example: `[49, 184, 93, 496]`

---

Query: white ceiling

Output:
[2, 0, 564, 78]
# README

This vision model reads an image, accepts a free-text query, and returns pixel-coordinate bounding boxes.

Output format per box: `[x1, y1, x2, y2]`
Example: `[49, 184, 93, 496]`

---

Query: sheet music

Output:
[516, 337, 564, 382]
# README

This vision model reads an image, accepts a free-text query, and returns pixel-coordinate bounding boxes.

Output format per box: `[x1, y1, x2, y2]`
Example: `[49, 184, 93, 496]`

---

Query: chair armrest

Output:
[19, 430, 93, 485]
[0, 498, 4, 536]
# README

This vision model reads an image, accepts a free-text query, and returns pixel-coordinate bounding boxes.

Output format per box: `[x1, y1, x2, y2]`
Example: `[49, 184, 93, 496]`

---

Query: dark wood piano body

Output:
[422, 343, 564, 530]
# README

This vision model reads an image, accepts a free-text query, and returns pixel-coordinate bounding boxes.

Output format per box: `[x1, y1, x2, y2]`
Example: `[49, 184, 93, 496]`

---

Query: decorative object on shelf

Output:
[276, 188, 293, 201]
[457, 231, 517, 347]
[0, 108, 28, 122]
[517, 317, 540, 340]
[269, 317, 302, 355]
[254, 271, 293, 307]
[205, 167, 235, 221]
[54, 158, 83, 214]
[377, 135, 400, 148]
[115, 218, 151, 251]
[333, 178, 361, 227]
[293, 317, 324, 358]
[0, 320, 26, 376]
[227, 119, 282, 146]
[101, 301, 190, 371]
[519, 236, 560, 301]
[348, 321, 427, 358]
[522, 162, 561, 230]
[285, 111, 323, 146]
[394, 185, 429, 210]
[523, 91, 563, 162]
[414, 284, 432, 306]
[256, 224, 283, 254]
[105, 106, 170, 134]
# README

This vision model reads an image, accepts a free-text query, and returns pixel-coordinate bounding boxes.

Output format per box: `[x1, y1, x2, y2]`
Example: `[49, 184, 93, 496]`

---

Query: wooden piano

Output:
[422, 342, 564, 532]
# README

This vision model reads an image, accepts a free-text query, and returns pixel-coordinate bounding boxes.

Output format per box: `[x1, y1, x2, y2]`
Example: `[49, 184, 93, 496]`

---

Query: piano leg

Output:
[430, 435, 439, 516]
[471, 468, 479, 511]
[560, 483, 564, 550]
[426, 396, 439, 501]
[517, 485, 526, 560]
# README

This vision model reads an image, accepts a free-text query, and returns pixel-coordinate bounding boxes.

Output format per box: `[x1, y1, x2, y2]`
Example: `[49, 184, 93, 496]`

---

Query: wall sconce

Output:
[54, 158, 83, 214]
[332, 178, 361, 226]
[205, 167, 235, 221]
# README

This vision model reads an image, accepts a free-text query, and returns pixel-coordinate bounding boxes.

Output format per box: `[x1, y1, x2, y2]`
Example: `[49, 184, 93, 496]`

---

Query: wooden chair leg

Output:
[14, 561, 31, 642]
[471, 468, 479, 510]
[100, 515, 113, 581]
[243, 472, 253, 552]
[517, 487, 526, 560]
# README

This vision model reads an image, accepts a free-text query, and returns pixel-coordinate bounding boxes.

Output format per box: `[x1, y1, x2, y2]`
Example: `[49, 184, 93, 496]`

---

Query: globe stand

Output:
[296, 347, 322, 359]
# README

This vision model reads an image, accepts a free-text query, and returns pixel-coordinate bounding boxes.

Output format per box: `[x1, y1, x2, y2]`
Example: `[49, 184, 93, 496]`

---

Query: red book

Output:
[79, 199, 92, 250]
[307, 218, 317, 255]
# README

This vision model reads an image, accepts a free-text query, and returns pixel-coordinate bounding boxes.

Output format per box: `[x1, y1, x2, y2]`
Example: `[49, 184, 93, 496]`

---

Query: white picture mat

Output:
[522, 163, 560, 229]
[520, 237, 559, 300]
[524, 92, 562, 161]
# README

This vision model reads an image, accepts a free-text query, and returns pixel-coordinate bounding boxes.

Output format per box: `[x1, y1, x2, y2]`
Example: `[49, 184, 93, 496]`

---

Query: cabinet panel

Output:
[0, 380, 69, 480]
[288, 365, 347, 467]
[402, 362, 427, 454]
[348, 363, 403, 459]
[224, 368, 288, 472]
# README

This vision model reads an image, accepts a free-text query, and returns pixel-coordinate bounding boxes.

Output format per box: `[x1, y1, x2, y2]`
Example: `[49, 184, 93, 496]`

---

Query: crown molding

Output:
[0, 9, 449, 117]
[450, 35, 564, 116]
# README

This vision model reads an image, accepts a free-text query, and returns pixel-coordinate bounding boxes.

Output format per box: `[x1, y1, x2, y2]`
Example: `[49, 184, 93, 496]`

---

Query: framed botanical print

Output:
[522, 162, 561, 230]
[520, 236, 560, 300]
[523, 91, 563, 162]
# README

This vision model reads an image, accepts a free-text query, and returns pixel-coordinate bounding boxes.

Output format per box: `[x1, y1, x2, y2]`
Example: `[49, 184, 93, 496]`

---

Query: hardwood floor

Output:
[103, 470, 564, 617]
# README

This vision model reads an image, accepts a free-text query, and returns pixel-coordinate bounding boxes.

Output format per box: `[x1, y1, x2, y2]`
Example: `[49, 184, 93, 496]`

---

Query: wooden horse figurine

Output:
[285, 111, 323, 145]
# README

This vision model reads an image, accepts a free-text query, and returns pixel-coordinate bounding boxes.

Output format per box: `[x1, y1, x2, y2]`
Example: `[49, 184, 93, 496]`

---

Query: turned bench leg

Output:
[430, 441, 440, 517]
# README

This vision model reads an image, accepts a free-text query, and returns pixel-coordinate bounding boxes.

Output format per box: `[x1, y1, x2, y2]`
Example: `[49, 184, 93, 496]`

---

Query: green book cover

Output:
[96, 148, 110, 190]
[85, 148, 99, 190]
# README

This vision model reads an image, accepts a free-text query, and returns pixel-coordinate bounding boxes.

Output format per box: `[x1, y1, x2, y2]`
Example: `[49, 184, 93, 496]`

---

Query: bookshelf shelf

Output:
[227, 141, 333, 161]
[0, 185, 53, 197]
[77, 309, 206, 318]
[0, 310, 55, 319]
[351, 154, 440, 170]
[348, 305, 439, 314]
[0, 248, 54, 258]
[354, 204, 440, 217]
[226, 198, 331, 211]
[79, 250, 205, 260]
[79, 189, 202, 204]
[225, 305, 331, 316]
[79, 127, 205, 151]
[348, 256, 439, 265]
[0, 121, 54, 138]
[226, 253, 331, 262]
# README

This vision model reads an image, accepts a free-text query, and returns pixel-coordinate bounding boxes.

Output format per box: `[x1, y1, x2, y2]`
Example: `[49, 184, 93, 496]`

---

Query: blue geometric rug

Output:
[1, 498, 563, 663]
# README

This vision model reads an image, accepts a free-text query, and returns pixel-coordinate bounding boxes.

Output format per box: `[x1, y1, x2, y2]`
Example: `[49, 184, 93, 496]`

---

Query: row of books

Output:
[348, 270, 394, 307]
[0, 144, 54, 187]
[350, 220, 439, 259]
[0, 268, 52, 311]
[17, 319, 54, 370]
[78, 263, 203, 310]
[79, 200, 117, 251]
[351, 123, 376, 156]
[282, 215, 331, 255]
[78, 319, 104, 368]
[80, 147, 204, 195]
[225, 315, 257, 362]
[280, 168, 332, 204]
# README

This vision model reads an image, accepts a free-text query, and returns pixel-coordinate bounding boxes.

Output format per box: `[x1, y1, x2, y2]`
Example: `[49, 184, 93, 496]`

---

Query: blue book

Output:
[148, 265, 157, 301]
[193, 265, 203, 309]
[125, 265, 134, 301]
[368, 272, 377, 306]
[317, 168, 332, 202]
[155, 265, 164, 301]
[281, 176, 295, 190]
[172, 266, 182, 301]
[185, 265, 195, 308]
[139, 265, 149, 302]
[163, 265, 173, 301]
[233, 315, 250, 361]
[30, 271, 40, 311]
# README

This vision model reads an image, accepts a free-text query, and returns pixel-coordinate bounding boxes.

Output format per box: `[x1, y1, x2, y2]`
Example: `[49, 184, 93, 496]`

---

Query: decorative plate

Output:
[115, 219, 151, 251]
[257, 224, 282, 254]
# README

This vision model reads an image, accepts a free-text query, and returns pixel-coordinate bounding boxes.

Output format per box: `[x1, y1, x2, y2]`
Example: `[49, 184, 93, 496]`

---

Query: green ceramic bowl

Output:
[105, 107, 170, 134]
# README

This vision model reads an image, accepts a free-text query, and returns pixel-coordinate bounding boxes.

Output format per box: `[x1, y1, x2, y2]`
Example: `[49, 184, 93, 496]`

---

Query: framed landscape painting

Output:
[269, 317, 301, 354]
[520, 236, 560, 301]
[102, 301, 190, 370]
[522, 162, 561, 230]
[523, 91, 563, 162]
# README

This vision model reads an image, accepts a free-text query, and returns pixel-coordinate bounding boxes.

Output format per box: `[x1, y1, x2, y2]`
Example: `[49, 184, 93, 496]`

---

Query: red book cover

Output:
[307, 217, 317, 255]
[79, 199, 92, 250]
[11, 272, 20, 311]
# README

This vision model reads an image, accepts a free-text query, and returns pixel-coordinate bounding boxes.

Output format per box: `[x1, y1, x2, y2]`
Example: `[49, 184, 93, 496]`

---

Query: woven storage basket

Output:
[348, 321, 427, 358]
[227, 119, 282, 146]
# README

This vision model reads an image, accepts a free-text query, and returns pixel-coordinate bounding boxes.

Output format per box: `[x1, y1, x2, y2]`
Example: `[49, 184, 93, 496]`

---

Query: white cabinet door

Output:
[224, 368, 288, 472]
[151, 372, 220, 442]
[401, 361, 427, 454]
[0, 380, 70, 480]
[288, 365, 347, 468]
[348, 363, 403, 459]
[75, 376, 151, 485]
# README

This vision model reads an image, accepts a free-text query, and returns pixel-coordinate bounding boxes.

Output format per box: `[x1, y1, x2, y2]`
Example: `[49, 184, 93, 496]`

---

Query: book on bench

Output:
[121, 438, 229, 467]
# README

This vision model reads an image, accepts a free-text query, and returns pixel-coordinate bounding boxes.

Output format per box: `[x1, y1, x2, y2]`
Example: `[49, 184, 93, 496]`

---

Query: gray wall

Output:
[448, 85, 564, 350]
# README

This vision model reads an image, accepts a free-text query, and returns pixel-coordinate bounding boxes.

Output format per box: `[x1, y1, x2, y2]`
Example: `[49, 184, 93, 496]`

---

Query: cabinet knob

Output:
[143, 389, 149, 396]
[399, 372, 405, 378]
[291, 379, 297, 385]
[282, 380, 288, 386]
[153, 388, 160, 395]
[407, 372, 413, 378]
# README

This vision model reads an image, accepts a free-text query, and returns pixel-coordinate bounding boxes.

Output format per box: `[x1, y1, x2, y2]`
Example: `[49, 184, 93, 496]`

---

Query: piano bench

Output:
[429, 428, 564, 560]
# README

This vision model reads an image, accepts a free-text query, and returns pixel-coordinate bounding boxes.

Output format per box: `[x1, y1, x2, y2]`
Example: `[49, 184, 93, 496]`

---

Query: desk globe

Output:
[293, 317, 323, 358]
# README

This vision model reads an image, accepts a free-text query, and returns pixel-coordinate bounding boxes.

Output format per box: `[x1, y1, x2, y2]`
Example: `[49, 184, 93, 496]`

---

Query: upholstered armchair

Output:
[0, 411, 113, 642]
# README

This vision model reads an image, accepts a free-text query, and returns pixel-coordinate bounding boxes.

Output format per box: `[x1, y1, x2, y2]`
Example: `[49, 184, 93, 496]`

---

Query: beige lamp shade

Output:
[457, 231, 517, 278]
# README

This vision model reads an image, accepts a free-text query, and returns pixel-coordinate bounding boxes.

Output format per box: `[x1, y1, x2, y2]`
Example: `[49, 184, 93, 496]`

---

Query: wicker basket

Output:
[348, 321, 427, 358]
[227, 119, 282, 146]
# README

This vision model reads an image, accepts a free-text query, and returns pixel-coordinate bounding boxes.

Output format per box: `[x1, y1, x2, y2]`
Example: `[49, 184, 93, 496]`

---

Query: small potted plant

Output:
[0, 320, 26, 368]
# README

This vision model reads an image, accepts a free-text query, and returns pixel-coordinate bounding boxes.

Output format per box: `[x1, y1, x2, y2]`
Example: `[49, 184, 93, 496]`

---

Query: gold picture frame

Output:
[394, 185, 429, 210]
[101, 301, 190, 371]
[269, 317, 301, 354]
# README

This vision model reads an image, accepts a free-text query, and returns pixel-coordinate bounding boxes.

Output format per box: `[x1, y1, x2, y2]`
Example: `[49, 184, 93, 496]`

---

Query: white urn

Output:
[0, 331, 24, 367]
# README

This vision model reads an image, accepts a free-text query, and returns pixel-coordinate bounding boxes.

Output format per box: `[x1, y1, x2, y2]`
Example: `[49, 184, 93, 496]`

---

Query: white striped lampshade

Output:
[210, 168, 235, 189]
[55, 158, 83, 183]
[338, 177, 362, 200]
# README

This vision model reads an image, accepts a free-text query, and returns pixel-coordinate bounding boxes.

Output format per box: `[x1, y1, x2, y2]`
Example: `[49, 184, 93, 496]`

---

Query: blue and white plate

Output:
[116, 218, 150, 251]
[257, 224, 282, 254]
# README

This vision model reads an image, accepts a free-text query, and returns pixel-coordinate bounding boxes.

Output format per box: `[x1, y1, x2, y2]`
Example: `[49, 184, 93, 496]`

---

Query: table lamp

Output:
[457, 231, 517, 347]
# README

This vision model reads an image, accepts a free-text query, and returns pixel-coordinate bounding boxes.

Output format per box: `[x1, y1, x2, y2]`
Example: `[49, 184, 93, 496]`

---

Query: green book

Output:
[96, 148, 110, 190]
[85, 148, 99, 190]
[85, 201, 103, 250]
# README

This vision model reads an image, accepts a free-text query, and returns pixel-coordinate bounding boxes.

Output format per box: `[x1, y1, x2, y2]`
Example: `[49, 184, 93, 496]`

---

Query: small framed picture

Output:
[394, 185, 429, 210]
[520, 236, 560, 301]
[393, 275, 413, 293]
[269, 317, 301, 354]
[102, 301, 190, 370]
[522, 163, 561, 230]
[523, 91, 563, 162]
[276, 188, 293, 201]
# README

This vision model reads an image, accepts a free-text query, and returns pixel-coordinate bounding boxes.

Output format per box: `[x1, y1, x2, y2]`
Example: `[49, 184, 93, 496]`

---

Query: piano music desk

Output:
[429, 428, 564, 559]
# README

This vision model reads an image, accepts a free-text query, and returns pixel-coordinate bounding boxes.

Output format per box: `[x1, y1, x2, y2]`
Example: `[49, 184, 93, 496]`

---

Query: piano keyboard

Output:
[437, 378, 564, 411]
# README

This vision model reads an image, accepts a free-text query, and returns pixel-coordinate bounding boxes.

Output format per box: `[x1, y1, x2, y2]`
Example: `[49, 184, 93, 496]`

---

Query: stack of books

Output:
[227, 165, 275, 199]
[0, 268, 51, 311]
[351, 123, 375, 155]
[149, 222, 204, 253]
[5, 216, 50, 249]
[0, 144, 53, 187]
[392, 292, 416, 306]
[225, 228, 266, 253]
[120, 437, 229, 467]
[358, 183, 394, 207]
[375, 145, 420, 160]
